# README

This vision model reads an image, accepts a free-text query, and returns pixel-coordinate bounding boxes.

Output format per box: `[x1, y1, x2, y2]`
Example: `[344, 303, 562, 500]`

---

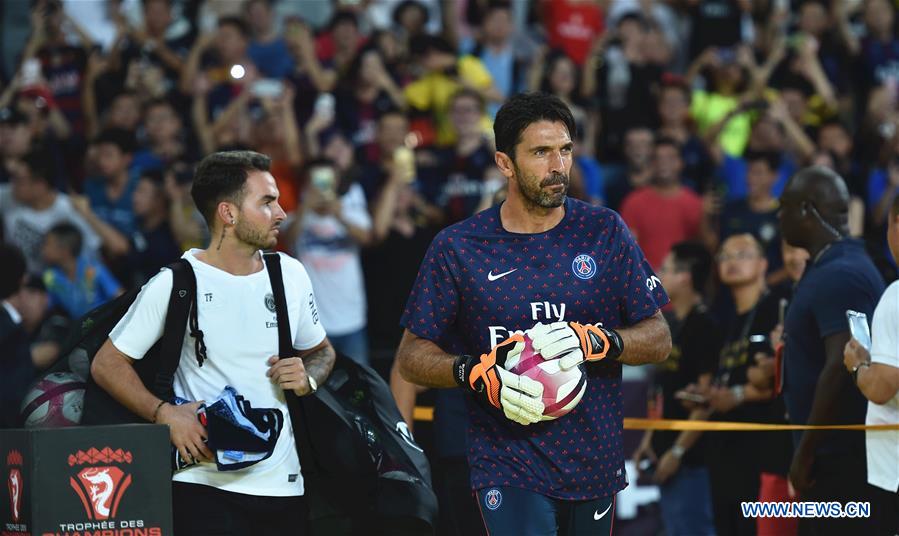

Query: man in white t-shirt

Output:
[843, 196, 899, 536]
[284, 158, 372, 365]
[91, 151, 335, 535]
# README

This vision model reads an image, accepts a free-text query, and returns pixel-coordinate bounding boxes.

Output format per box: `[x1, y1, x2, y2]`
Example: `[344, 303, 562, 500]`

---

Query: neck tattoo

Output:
[216, 226, 226, 251]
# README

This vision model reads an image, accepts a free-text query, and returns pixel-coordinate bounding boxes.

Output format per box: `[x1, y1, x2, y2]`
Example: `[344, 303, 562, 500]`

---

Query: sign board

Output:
[1, 425, 171, 536]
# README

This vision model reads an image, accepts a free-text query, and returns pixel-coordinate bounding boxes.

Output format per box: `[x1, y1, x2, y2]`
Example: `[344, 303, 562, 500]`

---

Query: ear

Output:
[495, 151, 515, 180]
[216, 200, 238, 227]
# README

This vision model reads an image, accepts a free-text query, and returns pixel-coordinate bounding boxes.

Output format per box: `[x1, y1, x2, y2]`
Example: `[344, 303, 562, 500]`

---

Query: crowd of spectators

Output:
[3, 0, 899, 534]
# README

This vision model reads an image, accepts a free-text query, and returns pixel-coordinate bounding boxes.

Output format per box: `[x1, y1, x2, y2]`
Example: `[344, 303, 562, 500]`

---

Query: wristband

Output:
[670, 445, 686, 459]
[152, 400, 168, 423]
[731, 385, 745, 404]
[453, 354, 474, 387]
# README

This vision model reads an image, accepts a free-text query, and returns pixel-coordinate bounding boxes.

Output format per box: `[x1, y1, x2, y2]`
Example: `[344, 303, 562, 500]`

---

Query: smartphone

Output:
[310, 166, 336, 199]
[251, 79, 284, 98]
[314, 93, 335, 118]
[393, 146, 416, 183]
[674, 391, 707, 404]
[636, 457, 656, 485]
[846, 310, 872, 351]
[21, 58, 42, 87]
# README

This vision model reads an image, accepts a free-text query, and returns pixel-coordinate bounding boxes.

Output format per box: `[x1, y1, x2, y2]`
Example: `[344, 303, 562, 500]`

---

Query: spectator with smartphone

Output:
[244, 0, 293, 79]
[416, 88, 500, 225]
[335, 47, 406, 153]
[283, 158, 373, 365]
[842, 192, 899, 536]
[632, 241, 720, 536]
[698, 233, 790, 536]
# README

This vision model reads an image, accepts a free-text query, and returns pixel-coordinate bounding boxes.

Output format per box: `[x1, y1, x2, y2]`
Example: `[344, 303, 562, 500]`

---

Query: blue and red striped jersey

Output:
[401, 197, 669, 500]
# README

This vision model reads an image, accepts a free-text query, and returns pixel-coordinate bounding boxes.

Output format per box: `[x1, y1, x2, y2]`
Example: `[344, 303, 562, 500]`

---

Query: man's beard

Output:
[514, 163, 568, 209]
[234, 220, 277, 250]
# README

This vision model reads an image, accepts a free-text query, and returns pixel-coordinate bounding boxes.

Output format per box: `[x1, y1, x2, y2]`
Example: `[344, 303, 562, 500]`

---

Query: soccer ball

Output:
[20, 372, 86, 428]
[505, 334, 587, 420]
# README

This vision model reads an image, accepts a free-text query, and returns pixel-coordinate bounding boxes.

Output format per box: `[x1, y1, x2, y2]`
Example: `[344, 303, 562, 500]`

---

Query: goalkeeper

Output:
[396, 92, 671, 535]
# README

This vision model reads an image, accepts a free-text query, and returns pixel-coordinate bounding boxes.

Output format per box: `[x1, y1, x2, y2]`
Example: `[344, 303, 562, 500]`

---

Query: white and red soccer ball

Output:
[506, 334, 587, 420]
[20, 372, 85, 428]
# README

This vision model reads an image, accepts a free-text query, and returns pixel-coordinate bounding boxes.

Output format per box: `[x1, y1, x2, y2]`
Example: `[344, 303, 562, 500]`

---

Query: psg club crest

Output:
[484, 488, 502, 511]
[68, 447, 133, 521]
[7, 450, 23, 524]
[572, 254, 597, 280]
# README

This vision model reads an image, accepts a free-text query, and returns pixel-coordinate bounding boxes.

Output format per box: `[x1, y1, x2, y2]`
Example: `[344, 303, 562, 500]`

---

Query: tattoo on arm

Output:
[301, 344, 336, 385]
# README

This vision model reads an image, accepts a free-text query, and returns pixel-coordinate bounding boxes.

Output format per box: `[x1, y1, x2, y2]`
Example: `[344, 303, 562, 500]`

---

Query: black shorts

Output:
[172, 481, 307, 536]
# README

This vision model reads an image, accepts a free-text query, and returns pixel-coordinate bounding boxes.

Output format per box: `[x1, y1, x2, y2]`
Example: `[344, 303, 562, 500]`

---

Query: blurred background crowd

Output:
[2, 0, 899, 534]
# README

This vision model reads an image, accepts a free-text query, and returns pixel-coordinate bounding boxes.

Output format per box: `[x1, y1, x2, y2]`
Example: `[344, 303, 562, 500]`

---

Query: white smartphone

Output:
[846, 310, 872, 351]
[251, 79, 284, 98]
[314, 92, 335, 117]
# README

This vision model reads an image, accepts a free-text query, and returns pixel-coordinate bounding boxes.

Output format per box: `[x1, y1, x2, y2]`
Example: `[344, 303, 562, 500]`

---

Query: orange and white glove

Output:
[453, 334, 545, 425]
[528, 321, 623, 370]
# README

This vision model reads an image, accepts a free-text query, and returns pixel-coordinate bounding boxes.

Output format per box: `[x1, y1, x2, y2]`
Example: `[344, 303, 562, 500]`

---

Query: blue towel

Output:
[170, 387, 283, 472]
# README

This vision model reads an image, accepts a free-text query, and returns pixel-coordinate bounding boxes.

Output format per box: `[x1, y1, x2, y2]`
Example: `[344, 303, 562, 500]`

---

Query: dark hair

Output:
[745, 150, 782, 172]
[218, 15, 250, 38]
[409, 34, 456, 58]
[341, 45, 388, 89]
[141, 0, 172, 9]
[670, 241, 712, 294]
[392, 0, 429, 27]
[654, 136, 681, 153]
[47, 222, 83, 258]
[0, 243, 26, 300]
[660, 77, 691, 101]
[139, 168, 165, 186]
[191, 150, 271, 226]
[450, 87, 485, 112]
[377, 107, 407, 123]
[817, 118, 850, 136]
[538, 50, 581, 99]
[330, 9, 359, 30]
[494, 92, 576, 159]
[484, 0, 512, 16]
[143, 96, 175, 115]
[93, 128, 137, 155]
[20, 149, 53, 186]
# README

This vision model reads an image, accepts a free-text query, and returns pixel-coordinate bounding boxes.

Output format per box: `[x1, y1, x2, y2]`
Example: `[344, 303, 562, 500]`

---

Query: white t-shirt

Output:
[293, 183, 370, 336]
[110, 249, 326, 497]
[866, 280, 899, 492]
[0, 185, 101, 274]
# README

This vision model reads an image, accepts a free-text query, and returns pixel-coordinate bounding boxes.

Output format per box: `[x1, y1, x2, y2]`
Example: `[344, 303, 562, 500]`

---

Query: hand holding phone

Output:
[674, 390, 707, 404]
[846, 310, 872, 351]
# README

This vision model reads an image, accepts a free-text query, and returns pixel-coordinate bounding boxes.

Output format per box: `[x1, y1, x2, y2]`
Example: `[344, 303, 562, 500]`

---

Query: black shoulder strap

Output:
[151, 259, 201, 397]
[263, 252, 293, 358]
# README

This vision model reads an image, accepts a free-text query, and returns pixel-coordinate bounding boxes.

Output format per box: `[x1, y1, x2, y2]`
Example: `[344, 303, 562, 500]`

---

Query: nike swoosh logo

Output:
[487, 269, 517, 282]
[594, 502, 612, 521]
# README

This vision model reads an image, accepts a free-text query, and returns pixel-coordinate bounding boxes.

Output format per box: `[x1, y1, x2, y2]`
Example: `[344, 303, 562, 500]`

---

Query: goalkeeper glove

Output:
[528, 321, 623, 370]
[453, 334, 545, 425]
